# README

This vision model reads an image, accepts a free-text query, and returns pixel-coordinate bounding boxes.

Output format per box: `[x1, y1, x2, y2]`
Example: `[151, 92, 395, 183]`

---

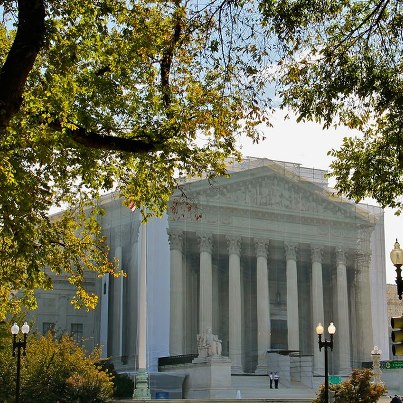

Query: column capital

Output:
[255, 239, 269, 259]
[167, 230, 183, 251]
[285, 242, 298, 261]
[311, 246, 323, 264]
[227, 235, 241, 256]
[198, 232, 213, 254]
[336, 248, 346, 266]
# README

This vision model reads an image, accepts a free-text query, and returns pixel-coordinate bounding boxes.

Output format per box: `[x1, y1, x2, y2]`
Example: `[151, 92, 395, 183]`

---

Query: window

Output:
[71, 323, 83, 344]
[42, 322, 55, 335]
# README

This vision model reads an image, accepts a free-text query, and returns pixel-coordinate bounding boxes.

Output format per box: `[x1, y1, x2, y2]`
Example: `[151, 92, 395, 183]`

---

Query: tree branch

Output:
[0, 0, 45, 130]
[332, 0, 390, 52]
[69, 127, 165, 153]
[160, 7, 183, 108]
[49, 121, 166, 153]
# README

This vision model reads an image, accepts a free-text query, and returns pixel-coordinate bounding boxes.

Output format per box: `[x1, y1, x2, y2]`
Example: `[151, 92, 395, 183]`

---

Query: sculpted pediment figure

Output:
[168, 162, 375, 229]
[185, 166, 370, 223]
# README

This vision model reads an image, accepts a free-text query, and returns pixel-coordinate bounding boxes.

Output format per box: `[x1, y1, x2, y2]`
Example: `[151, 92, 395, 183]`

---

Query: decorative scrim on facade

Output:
[169, 192, 203, 222]
[353, 252, 372, 284]
[355, 252, 371, 270]
[356, 226, 373, 252]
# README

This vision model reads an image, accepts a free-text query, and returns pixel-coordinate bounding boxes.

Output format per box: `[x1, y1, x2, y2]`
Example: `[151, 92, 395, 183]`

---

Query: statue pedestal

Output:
[160, 356, 233, 399]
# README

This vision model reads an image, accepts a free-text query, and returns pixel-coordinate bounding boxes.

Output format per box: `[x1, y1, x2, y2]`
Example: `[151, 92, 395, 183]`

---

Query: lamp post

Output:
[11, 322, 30, 403]
[316, 322, 336, 403]
[390, 239, 403, 300]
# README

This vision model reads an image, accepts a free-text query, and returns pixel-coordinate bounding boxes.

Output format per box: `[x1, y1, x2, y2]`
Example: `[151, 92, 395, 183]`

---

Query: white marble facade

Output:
[34, 158, 389, 376]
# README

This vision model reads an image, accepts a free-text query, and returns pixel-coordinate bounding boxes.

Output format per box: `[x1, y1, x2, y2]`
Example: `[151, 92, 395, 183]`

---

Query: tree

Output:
[0, 326, 114, 403]
[0, 0, 274, 317]
[260, 0, 403, 212]
[312, 368, 386, 403]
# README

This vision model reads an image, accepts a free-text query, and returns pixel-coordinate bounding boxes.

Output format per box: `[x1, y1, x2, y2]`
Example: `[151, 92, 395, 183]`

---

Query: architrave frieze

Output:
[168, 197, 375, 234]
[168, 208, 372, 250]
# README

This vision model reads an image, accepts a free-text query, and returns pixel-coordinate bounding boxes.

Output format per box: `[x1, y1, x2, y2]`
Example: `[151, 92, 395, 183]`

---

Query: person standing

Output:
[269, 372, 273, 389]
[274, 372, 279, 389]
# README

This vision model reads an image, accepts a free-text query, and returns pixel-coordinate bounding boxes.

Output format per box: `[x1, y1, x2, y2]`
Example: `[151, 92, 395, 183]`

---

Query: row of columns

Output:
[169, 230, 362, 374]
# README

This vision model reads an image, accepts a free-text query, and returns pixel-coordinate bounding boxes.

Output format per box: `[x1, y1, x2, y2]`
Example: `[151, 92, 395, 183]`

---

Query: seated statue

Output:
[197, 328, 222, 358]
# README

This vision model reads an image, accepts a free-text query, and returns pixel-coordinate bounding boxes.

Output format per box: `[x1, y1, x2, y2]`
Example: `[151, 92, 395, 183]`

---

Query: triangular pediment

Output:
[178, 162, 376, 225]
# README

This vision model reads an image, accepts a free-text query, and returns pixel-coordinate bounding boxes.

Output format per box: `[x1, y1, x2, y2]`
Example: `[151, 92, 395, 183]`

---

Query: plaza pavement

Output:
[229, 375, 392, 402]
[229, 375, 316, 399]
[118, 375, 392, 402]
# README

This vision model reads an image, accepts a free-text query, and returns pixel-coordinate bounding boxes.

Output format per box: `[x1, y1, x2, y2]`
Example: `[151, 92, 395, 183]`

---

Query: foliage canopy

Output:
[0, 0, 274, 317]
[261, 0, 403, 212]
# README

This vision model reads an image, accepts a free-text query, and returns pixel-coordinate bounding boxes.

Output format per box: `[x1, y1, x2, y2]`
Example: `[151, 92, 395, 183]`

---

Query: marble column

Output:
[168, 230, 185, 355]
[355, 252, 373, 365]
[285, 242, 299, 351]
[335, 248, 352, 374]
[198, 233, 213, 333]
[99, 274, 110, 359]
[227, 235, 243, 373]
[112, 246, 124, 359]
[133, 223, 151, 399]
[255, 238, 271, 374]
[127, 221, 140, 367]
[311, 246, 324, 375]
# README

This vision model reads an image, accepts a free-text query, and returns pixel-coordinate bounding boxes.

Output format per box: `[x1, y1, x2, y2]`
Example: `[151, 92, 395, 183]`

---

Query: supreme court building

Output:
[33, 158, 389, 378]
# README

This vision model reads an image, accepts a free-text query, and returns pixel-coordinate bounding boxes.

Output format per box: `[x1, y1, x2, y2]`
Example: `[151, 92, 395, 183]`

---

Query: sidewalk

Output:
[230, 376, 316, 400]
[120, 375, 391, 402]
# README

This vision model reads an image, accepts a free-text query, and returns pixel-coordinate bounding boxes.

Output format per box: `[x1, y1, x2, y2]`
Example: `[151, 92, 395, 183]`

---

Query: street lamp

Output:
[11, 321, 30, 403]
[316, 322, 336, 403]
[390, 239, 403, 299]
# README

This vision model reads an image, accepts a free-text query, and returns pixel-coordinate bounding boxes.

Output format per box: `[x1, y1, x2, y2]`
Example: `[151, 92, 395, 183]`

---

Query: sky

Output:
[237, 110, 399, 284]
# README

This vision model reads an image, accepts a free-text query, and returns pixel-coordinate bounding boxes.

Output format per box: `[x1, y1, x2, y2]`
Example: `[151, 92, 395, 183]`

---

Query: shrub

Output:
[313, 368, 386, 403]
[0, 325, 113, 403]
[97, 359, 134, 398]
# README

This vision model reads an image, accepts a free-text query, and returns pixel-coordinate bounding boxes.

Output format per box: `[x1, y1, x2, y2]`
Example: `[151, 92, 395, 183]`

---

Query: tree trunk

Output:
[0, 0, 45, 130]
